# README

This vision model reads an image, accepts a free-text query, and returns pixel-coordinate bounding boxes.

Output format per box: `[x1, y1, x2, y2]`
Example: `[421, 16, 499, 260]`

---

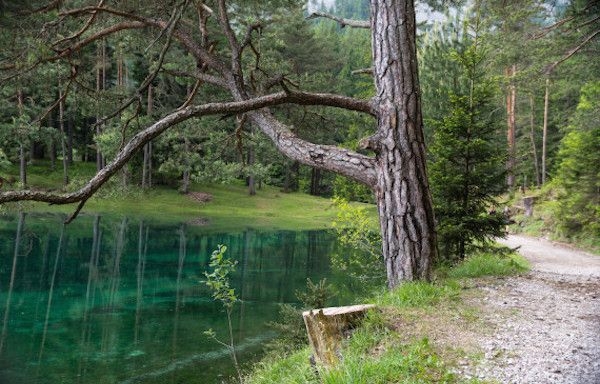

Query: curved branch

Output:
[59, 5, 227, 74]
[249, 111, 377, 187]
[307, 11, 370, 29]
[0, 91, 375, 212]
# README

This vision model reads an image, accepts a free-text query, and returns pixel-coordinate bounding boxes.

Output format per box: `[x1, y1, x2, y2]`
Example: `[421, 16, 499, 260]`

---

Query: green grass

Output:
[375, 281, 460, 309]
[2, 160, 356, 231]
[446, 252, 529, 279]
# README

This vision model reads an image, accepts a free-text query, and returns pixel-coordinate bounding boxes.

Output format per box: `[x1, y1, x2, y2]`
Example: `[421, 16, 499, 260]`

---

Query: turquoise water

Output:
[0, 213, 351, 383]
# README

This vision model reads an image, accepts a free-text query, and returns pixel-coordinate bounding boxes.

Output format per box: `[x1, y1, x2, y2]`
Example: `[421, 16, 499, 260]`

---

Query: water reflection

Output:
[0, 213, 345, 384]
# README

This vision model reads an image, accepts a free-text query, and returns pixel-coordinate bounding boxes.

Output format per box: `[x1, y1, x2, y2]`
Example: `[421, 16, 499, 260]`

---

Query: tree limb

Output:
[0, 91, 374, 217]
[306, 11, 370, 29]
[545, 29, 600, 75]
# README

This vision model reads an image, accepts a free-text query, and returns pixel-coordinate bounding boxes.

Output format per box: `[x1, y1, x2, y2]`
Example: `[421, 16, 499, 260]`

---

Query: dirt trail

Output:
[498, 235, 600, 277]
[461, 235, 600, 384]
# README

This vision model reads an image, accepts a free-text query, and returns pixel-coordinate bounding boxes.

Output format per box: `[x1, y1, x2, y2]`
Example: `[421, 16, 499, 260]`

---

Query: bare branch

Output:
[162, 69, 229, 89]
[53, 0, 106, 47]
[94, 4, 183, 127]
[545, 29, 600, 75]
[307, 11, 370, 29]
[16, 0, 63, 15]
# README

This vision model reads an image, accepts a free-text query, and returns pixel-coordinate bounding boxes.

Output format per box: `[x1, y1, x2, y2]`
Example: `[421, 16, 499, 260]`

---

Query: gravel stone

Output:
[461, 236, 600, 384]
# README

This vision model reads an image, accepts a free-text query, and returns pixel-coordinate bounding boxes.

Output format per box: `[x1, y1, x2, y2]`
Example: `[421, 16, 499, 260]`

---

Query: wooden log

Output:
[302, 304, 375, 368]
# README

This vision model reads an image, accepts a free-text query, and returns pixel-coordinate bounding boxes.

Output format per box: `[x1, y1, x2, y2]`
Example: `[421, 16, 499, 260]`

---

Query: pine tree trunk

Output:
[67, 115, 74, 165]
[310, 167, 321, 196]
[542, 77, 549, 185]
[371, 0, 436, 286]
[505, 65, 517, 190]
[19, 144, 27, 188]
[529, 94, 541, 187]
[142, 85, 153, 188]
[59, 85, 69, 186]
[181, 137, 190, 194]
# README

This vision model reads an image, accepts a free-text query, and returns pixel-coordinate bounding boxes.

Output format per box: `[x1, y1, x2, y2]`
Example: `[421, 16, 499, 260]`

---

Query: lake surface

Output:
[0, 213, 357, 383]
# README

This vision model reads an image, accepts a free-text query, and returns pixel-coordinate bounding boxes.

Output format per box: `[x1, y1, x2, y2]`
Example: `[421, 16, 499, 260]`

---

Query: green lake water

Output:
[0, 213, 359, 383]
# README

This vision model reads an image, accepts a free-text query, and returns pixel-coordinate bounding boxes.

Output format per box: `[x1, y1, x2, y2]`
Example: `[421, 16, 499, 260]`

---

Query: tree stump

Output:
[523, 196, 534, 217]
[302, 304, 375, 368]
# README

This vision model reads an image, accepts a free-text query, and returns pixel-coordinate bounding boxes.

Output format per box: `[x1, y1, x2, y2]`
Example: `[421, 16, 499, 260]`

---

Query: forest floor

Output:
[456, 235, 600, 383]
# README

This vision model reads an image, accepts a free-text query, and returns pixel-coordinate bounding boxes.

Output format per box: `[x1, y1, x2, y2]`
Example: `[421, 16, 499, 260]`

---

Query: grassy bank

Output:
[245, 251, 529, 384]
[1, 161, 377, 231]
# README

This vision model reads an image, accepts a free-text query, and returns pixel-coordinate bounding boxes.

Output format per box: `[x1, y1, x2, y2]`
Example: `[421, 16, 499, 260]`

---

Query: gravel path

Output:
[463, 236, 600, 384]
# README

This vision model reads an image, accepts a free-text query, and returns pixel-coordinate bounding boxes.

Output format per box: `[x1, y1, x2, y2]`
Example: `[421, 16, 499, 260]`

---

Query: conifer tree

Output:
[429, 29, 506, 261]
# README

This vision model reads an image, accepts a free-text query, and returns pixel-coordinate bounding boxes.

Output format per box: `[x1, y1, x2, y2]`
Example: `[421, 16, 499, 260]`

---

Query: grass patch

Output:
[446, 252, 529, 279]
[2, 160, 368, 231]
[244, 349, 316, 384]
[10, 181, 351, 231]
[375, 281, 460, 309]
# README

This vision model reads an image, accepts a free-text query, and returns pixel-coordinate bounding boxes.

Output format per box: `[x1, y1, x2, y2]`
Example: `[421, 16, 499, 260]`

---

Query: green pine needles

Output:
[429, 43, 507, 261]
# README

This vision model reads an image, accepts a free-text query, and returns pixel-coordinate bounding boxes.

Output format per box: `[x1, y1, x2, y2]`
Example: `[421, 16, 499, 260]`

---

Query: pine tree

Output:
[429, 37, 506, 261]
[553, 81, 600, 240]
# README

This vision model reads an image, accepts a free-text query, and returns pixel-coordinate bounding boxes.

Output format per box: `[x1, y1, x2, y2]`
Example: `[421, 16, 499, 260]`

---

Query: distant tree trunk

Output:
[142, 85, 153, 188]
[19, 144, 27, 188]
[247, 145, 256, 196]
[505, 64, 517, 190]
[181, 137, 191, 194]
[59, 84, 69, 186]
[49, 138, 57, 170]
[17, 90, 27, 188]
[282, 160, 299, 193]
[542, 77, 550, 185]
[67, 115, 74, 165]
[310, 167, 321, 196]
[528, 94, 541, 187]
[95, 40, 106, 172]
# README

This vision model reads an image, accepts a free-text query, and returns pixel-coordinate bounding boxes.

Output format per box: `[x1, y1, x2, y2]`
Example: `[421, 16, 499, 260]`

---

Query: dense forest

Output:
[0, 0, 598, 266]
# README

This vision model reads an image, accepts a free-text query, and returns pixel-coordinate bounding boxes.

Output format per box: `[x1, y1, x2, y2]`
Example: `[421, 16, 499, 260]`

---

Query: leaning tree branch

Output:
[248, 110, 377, 187]
[306, 11, 370, 29]
[52, 0, 106, 47]
[0, 91, 375, 220]
[544, 29, 600, 75]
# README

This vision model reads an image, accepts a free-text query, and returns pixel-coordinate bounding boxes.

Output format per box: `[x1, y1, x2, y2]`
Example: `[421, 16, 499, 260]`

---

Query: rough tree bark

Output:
[369, 0, 436, 285]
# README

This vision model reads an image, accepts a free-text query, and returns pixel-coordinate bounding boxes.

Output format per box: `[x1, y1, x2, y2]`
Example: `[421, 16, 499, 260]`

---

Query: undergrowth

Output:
[245, 251, 526, 384]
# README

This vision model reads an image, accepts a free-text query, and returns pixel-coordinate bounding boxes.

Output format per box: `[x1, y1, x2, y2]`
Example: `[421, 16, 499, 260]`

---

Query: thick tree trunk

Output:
[371, 0, 436, 286]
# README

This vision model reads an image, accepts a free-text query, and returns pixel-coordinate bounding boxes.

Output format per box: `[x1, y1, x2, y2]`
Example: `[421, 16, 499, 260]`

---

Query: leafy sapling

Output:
[203, 244, 243, 383]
